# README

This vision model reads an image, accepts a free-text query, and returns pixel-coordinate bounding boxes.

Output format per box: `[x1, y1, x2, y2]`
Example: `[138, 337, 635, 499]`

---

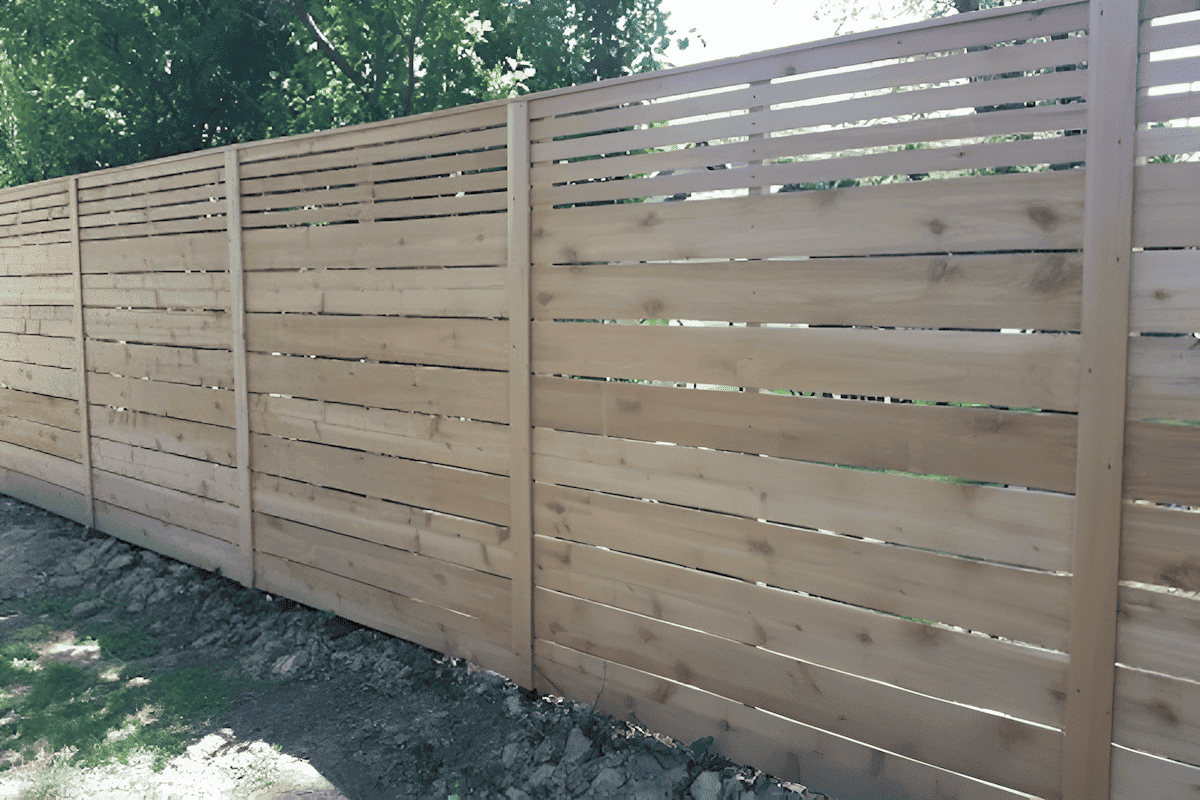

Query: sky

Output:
[656, 0, 924, 69]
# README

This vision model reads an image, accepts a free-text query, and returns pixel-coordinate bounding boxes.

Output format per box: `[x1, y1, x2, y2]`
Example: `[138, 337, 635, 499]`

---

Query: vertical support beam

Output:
[1062, 1, 1140, 798]
[507, 100, 534, 689]
[225, 147, 255, 589]
[68, 177, 95, 529]
[744, 79, 769, 393]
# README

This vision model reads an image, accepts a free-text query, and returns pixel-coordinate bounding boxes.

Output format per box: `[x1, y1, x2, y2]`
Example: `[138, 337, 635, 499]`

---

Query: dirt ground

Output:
[0, 494, 831, 800]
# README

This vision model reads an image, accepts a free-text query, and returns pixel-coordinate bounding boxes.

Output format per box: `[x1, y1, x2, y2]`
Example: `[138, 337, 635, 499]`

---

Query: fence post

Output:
[68, 177, 95, 530]
[507, 99, 534, 688]
[225, 146, 255, 589]
[1062, 0, 1140, 797]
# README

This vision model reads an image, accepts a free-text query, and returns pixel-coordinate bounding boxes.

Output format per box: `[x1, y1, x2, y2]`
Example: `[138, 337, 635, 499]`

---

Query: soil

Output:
[0, 494, 836, 800]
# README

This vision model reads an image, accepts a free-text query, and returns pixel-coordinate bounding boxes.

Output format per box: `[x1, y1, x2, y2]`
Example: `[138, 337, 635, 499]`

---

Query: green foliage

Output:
[0, 0, 682, 187]
[78, 622, 159, 661]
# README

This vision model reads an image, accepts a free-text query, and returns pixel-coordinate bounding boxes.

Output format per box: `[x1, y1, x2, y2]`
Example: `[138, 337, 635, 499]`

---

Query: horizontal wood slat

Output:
[253, 473, 511, 570]
[90, 438, 238, 504]
[0, 359, 77, 400]
[533, 322, 1081, 411]
[1113, 666, 1200, 767]
[532, 170, 1085, 263]
[84, 308, 231, 348]
[86, 373, 236, 428]
[88, 406, 236, 467]
[1130, 248, 1200, 333]
[250, 395, 509, 476]
[92, 499, 239, 575]
[245, 266, 505, 318]
[246, 353, 507, 423]
[1120, 501, 1200, 592]
[532, 253, 1083, 329]
[533, 482, 1071, 649]
[86, 342, 233, 389]
[0, 332, 78, 368]
[536, 588, 1062, 798]
[0, 387, 79, 431]
[535, 534, 1068, 727]
[242, 216, 506, 270]
[1134, 162, 1200, 249]
[537, 639, 1033, 800]
[0, 440, 87, 494]
[1111, 744, 1200, 800]
[1116, 585, 1200, 684]
[0, 414, 82, 461]
[251, 433, 509, 526]
[79, 232, 228, 274]
[0, 275, 74, 305]
[244, 314, 507, 370]
[1126, 335, 1200, 421]
[533, 376, 1078, 493]
[82, 271, 231, 310]
[0, 243, 74, 276]
[256, 512, 510, 628]
[1124, 421, 1200, 505]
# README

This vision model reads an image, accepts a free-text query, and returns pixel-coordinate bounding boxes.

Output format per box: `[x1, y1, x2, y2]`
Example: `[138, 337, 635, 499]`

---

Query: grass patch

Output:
[77, 622, 159, 661]
[0, 619, 253, 773]
[0, 660, 250, 771]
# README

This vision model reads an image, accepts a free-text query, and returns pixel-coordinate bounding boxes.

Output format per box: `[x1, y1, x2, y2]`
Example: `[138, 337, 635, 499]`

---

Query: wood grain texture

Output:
[244, 314, 507, 370]
[1113, 665, 1200, 767]
[245, 266, 506, 318]
[532, 253, 1083, 329]
[242, 215, 506, 271]
[253, 473, 512, 568]
[90, 438, 238, 504]
[0, 274, 74, 305]
[1130, 248, 1200, 333]
[531, 170, 1084, 264]
[1126, 334, 1200, 421]
[1133, 162, 1200, 249]
[1124, 420, 1200, 505]
[533, 322, 1081, 412]
[251, 433, 509, 526]
[88, 406, 236, 466]
[82, 271, 231, 310]
[80, 232, 227, 274]
[246, 353, 507, 423]
[0, 440, 87, 494]
[535, 639, 1031, 800]
[0, 387, 80, 431]
[85, 341, 233, 389]
[86, 373, 236, 428]
[1111, 744, 1200, 800]
[92, 468, 239, 544]
[0, 414, 82, 461]
[256, 512, 510, 628]
[1116, 585, 1200, 684]
[83, 308, 231, 348]
[0, 360, 77, 400]
[0, 332, 78, 369]
[533, 376, 1078, 494]
[537, 588, 1062, 798]
[255, 552, 518, 675]
[93, 499, 239, 576]
[535, 534, 1068, 726]
[0, 467, 89, 526]
[533, 482, 1071, 649]
[1120, 501, 1200, 591]
[249, 394, 509, 476]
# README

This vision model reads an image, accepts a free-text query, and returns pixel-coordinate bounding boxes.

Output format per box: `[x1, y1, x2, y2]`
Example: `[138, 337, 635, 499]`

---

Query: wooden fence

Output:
[1, 0, 1198, 796]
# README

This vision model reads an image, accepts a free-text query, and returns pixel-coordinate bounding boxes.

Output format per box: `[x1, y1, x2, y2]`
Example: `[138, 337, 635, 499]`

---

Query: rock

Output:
[501, 742, 524, 770]
[690, 770, 723, 800]
[504, 693, 523, 717]
[504, 789, 531, 800]
[48, 574, 85, 589]
[103, 552, 136, 573]
[68, 549, 98, 573]
[561, 726, 592, 766]
[527, 763, 555, 789]
[591, 767, 628, 795]
[69, 599, 102, 619]
[531, 733, 563, 764]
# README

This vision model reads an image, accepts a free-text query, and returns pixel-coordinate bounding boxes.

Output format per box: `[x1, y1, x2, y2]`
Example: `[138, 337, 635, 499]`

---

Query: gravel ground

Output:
[0, 494, 838, 800]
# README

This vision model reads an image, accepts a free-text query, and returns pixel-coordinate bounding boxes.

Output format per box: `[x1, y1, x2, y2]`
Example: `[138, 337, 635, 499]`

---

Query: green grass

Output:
[0, 619, 254, 773]
[77, 622, 159, 661]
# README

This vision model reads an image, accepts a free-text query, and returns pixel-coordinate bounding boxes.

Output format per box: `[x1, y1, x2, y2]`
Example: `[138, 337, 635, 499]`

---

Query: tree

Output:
[0, 0, 684, 187]
[815, 0, 1003, 37]
[0, 0, 301, 185]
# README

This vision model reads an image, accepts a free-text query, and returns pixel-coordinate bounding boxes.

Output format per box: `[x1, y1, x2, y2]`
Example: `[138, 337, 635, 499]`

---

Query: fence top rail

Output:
[3, 0, 1170, 202]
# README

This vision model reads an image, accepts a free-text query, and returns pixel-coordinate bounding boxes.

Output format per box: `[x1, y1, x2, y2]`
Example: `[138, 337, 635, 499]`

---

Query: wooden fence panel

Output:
[237, 109, 520, 676]
[1110, 2, 1200, 781]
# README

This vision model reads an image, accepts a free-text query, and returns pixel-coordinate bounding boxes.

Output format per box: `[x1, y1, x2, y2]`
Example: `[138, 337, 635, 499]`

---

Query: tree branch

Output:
[285, 0, 367, 88]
